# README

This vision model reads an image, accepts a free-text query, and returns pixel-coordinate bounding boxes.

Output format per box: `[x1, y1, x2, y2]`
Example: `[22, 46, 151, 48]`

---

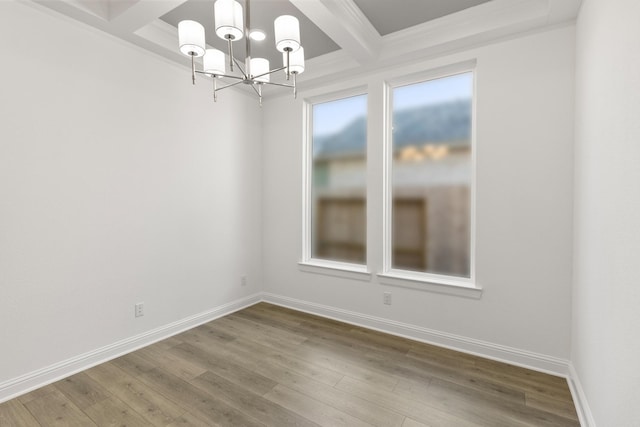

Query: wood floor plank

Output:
[269, 367, 405, 427]
[0, 398, 41, 426]
[136, 367, 266, 427]
[136, 341, 207, 381]
[178, 334, 401, 427]
[335, 375, 487, 427]
[266, 351, 344, 387]
[417, 377, 578, 427]
[224, 335, 345, 387]
[17, 384, 57, 405]
[264, 384, 372, 427]
[191, 370, 320, 427]
[389, 353, 526, 404]
[190, 322, 237, 343]
[83, 396, 154, 426]
[168, 341, 278, 396]
[346, 327, 414, 354]
[84, 362, 185, 426]
[213, 315, 307, 353]
[166, 412, 219, 427]
[232, 305, 305, 330]
[53, 371, 110, 410]
[225, 312, 310, 344]
[23, 388, 98, 427]
[293, 339, 400, 391]
[525, 392, 579, 421]
[402, 418, 430, 427]
[149, 335, 184, 350]
[111, 351, 158, 375]
[297, 320, 411, 361]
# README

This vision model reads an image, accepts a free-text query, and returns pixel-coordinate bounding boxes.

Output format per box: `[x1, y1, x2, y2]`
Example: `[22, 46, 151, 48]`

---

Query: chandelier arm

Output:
[194, 71, 244, 81]
[261, 81, 295, 89]
[232, 57, 248, 79]
[251, 66, 287, 80]
[215, 79, 246, 92]
[249, 83, 261, 98]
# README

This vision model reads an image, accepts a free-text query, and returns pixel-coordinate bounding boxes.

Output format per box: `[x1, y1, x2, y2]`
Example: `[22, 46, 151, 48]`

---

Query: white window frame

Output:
[378, 61, 481, 296]
[299, 86, 372, 281]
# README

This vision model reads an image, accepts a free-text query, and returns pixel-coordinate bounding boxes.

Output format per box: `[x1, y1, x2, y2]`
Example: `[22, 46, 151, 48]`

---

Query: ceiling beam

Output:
[108, 0, 189, 32]
[289, 0, 382, 64]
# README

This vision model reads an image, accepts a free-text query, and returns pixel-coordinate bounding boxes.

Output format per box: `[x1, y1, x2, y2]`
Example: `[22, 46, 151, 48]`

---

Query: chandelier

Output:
[177, 0, 305, 105]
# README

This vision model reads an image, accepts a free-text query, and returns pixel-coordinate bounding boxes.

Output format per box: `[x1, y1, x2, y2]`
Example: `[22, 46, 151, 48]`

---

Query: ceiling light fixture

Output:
[178, 0, 305, 106]
[249, 30, 266, 41]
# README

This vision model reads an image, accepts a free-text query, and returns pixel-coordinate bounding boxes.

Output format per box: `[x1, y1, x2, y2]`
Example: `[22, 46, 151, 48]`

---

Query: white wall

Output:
[262, 26, 575, 369]
[573, 0, 640, 425]
[0, 1, 262, 395]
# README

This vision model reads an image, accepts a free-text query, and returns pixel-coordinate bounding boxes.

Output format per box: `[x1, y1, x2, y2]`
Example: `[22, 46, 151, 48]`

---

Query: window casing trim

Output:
[301, 86, 369, 268]
[381, 61, 478, 289]
[298, 260, 372, 281]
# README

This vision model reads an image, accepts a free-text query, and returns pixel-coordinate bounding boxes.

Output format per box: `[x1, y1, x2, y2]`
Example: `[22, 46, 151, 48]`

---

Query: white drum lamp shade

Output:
[274, 15, 300, 52]
[215, 0, 244, 41]
[283, 47, 305, 74]
[250, 58, 270, 83]
[178, 20, 206, 57]
[203, 49, 226, 75]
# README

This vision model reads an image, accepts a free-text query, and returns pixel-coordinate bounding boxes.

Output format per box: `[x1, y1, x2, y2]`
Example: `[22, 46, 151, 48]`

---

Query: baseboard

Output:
[568, 362, 596, 427]
[262, 292, 570, 377]
[0, 293, 262, 404]
[1, 291, 575, 407]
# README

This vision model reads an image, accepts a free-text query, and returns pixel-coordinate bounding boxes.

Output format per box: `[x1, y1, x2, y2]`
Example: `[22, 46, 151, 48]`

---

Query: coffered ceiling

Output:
[31, 0, 582, 93]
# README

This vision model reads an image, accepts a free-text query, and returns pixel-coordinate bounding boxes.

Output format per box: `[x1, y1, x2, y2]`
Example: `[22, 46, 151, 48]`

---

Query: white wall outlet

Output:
[135, 302, 144, 317]
[383, 292, 392, 305]
[241, 275, 247, 286]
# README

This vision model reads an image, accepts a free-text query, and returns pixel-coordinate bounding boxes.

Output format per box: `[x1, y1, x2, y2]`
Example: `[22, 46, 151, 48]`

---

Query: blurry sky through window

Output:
[313, 73, 472, 137]
[313, 95, 367, 137]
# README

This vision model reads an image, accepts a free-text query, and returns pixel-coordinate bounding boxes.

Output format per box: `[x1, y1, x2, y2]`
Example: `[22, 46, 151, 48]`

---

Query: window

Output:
[307, 93, 367, 266]
[301, 64, 477, 293]
[387, 72, 474, 280]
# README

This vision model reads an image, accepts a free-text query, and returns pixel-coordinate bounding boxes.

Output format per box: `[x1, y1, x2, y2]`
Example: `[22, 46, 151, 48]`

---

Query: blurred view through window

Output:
[391, 72, 473, 278]
[311, 94, 367, 264]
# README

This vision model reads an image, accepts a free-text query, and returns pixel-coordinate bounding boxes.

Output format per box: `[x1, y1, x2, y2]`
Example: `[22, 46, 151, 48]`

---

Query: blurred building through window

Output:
[391, 72, 473, 277]
[311, 94, 367, 264]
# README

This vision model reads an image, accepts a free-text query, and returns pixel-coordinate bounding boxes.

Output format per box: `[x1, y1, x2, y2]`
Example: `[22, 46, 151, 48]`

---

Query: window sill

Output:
[377, 271, 482, 299]
[298, 260, 372, 282]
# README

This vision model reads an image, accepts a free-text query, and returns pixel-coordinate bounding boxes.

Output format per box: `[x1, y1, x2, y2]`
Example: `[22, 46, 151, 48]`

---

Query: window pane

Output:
[391, 73, 473, 277]
[312, 94, 367, 264]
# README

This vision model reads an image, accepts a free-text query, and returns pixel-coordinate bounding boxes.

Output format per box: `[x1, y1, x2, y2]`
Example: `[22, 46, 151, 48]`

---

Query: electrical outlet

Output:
[383, 292, 392, 305]
[135, 302, 144, 317]
[241, 275, 247, 286]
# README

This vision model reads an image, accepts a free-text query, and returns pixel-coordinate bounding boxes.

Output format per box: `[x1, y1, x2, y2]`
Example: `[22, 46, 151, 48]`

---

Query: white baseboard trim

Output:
[0, 293, 262, 404]
[568, 362, 596, 427]
[262, 292, 570, 377]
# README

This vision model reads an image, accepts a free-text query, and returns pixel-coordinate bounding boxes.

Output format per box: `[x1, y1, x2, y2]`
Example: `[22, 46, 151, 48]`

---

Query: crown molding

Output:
[28, 0, 581, 101]
[276, 0, 580, 96]
[381, 0, 549, 60]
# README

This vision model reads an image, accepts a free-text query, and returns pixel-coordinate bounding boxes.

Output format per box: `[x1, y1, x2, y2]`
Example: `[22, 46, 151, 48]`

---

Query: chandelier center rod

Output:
[245, 0, 251, 78]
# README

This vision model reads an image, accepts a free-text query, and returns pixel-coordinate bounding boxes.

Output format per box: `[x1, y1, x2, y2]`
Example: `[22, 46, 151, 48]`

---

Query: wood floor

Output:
[0, 303, 579, 426]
